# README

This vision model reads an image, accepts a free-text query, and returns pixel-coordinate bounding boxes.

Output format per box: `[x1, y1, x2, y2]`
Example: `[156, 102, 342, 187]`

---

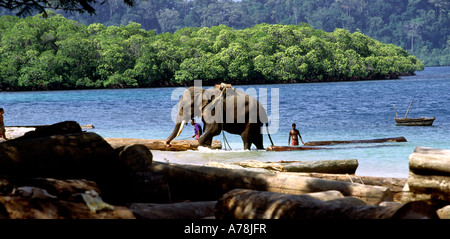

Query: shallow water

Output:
[1, 66, 449, 178]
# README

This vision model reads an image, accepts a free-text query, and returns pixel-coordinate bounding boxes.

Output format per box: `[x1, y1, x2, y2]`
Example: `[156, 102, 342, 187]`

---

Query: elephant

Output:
[166, 83, 274, 150]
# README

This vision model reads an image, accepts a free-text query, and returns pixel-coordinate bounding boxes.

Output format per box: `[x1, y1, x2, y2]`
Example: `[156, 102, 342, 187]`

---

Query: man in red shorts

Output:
[288, 123, 304, 146]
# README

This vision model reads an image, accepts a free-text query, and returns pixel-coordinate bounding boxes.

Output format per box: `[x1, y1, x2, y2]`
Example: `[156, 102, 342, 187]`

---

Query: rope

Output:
[221, 109, 232, 151]
[222, 127, 232, 151]
[346, 173, 354, 183]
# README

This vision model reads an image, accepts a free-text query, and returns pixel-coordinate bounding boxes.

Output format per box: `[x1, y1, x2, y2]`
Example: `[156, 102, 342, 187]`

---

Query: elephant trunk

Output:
[166, 120, 185, 144]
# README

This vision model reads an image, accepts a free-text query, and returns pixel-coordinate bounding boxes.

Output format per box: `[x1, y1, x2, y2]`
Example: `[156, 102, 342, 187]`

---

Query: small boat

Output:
[395, 117, 436, 126]
[394, 117, 435, 126]
[393, 100, 435, 126]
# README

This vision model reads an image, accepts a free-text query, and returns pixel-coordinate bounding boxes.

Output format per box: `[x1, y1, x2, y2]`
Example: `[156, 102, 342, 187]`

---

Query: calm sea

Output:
[1, 66, 449, 178]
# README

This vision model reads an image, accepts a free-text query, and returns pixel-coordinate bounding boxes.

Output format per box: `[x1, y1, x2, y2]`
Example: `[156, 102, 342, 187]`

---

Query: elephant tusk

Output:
[176, 120, 185, 138]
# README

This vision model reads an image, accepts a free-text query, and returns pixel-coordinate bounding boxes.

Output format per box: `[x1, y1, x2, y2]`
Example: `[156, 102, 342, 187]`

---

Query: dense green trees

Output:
[1, 0, 448, 66]
[0, 13, 423, 90]
[20, 0, 444, 67]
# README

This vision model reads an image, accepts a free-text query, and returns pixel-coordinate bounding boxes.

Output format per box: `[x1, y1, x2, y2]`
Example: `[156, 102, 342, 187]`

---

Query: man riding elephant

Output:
[165, 82, 274, 150]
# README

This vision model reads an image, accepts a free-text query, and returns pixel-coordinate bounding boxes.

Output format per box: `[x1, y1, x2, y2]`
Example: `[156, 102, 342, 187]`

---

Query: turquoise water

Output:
[1, 66, 449, 178]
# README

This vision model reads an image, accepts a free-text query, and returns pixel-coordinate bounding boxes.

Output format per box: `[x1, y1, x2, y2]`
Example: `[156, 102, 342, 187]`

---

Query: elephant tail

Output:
[265, 123, 274, 146]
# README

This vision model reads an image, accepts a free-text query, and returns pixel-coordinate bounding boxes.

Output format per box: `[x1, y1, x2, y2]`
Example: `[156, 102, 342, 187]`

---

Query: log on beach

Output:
[0, 121, 149, 203]
[129, 201, 217, 219]
[214, 189, 438, 219]
[402, 146, 450, 206]
[288, 172, 407, 201]
[0, 196, 135, 219]
[5, 123, 95, 139]
[0, 177, 135, 219]
[105, 138, 222, 151]
[233, 159, 358, 174]
[150, 162, 392, 204]
[303, 136, 407, 146]
[0, 132, 119, 178]
[409, 146, 450, 175]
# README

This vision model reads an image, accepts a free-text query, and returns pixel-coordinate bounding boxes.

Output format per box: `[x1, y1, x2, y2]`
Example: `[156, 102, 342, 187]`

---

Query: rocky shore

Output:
[0, 121, 448, 219]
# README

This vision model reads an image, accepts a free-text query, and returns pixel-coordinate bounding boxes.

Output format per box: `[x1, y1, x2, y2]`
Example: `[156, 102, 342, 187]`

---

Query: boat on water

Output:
[394, 116, 435, 126]
[393, 100, 435, 126]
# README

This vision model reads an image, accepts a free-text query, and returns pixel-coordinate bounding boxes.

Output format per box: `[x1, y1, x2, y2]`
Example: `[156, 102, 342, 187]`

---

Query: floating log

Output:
[150, 162, 392, 204]
[214, 189, 438, 219]
[129, 201, 217, 219]
[266, 144, 402, 151]
[105, 138, 222, 151]
[266, 145, 329, 151]
[233, 159, 358, 174]
[303, 136, 407, 146]
[409, 146, 450, 175]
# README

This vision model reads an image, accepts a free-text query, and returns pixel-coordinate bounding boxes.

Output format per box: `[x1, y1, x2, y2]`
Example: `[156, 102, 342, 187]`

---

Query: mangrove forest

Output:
[0, 13, 424, 90]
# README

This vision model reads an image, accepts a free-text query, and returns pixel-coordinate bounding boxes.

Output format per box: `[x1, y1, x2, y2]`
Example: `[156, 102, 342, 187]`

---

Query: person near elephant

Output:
[165, 83, 274, 150]
[191, 118, 202, 140]
[289, 123, 304, 146]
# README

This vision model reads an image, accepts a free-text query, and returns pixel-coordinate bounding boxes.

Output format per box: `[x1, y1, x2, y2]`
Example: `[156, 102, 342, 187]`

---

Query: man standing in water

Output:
[0, 108, 7, 140]
[191, 118, 202, 140]
[289, 123, 304, 146]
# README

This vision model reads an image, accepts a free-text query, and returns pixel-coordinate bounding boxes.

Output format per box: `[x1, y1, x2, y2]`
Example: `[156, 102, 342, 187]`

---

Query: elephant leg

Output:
[240, 129, 252, 150]
[199, 123, 221, 148]
[242, 123, 264, 150]
[253, 134, 264, 150]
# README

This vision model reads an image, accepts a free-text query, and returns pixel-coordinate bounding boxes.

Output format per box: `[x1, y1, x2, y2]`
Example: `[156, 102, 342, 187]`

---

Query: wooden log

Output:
[437, 205, 450, 219]
[0, 196, 135, 219]
[13, 121, 82, 140]
[116, 144, 153, 172]
[129, 201, 217, 219]
[105, 138, 222, 151]
[233, 159, 358, 174]
[5, 123, 94, 139]
[214, 189, 438, 219]
[286, 172, 407, 201]
[0, 131, 137, 204]
[150, 162, 393, 204]
[128, 172, 172, 203]
[303, 136, 407, 146]
[280, 160, 357, 174]
[409, 147, 450, 175]
[403, 172, 450, 206]
[407, 172, 450, 194]
[266, 145, 330, 151]
[1, 177, 101, 201]
[0, 132, 122, 178]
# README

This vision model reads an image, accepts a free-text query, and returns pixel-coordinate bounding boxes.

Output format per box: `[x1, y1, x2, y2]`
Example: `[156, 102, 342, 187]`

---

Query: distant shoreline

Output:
[0, 71, 416, 92]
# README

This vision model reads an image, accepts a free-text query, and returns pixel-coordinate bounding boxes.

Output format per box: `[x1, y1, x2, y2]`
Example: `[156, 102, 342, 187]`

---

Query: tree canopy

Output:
[38, 0, 445, 67]
[0, 13, 424, 91]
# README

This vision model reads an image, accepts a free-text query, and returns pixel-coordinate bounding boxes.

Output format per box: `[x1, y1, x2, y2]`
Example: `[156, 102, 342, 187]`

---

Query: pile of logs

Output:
[0, 121, 443, 219]
[402, 147, 450, 210]
[0, 121, 154, 218]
